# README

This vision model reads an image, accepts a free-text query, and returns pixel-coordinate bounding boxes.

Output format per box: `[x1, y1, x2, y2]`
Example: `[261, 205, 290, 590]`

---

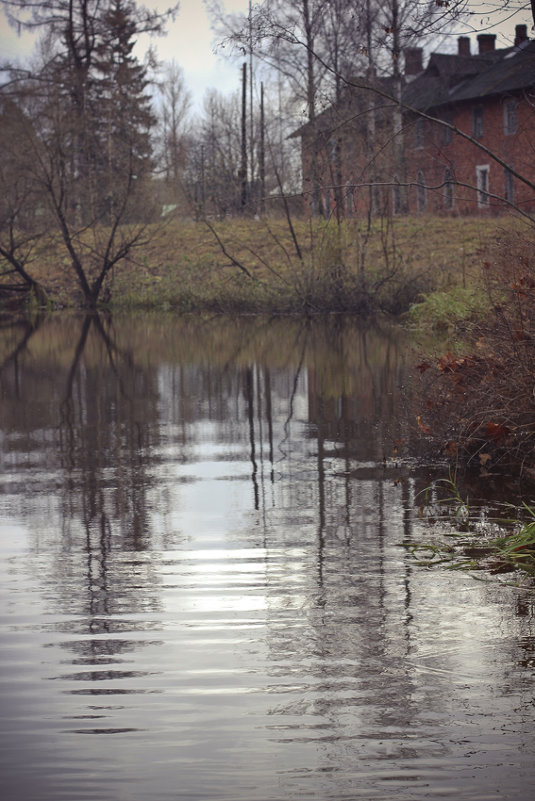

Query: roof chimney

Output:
[458, 36, 471, 56]
[515, 24, 528, 46]
[404, 47, 423, 76]
[477, 34, 496, 54]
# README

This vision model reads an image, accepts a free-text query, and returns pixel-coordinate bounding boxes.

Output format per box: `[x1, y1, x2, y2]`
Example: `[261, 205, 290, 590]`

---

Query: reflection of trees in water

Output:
[1, 314, 421, 674]
[242, 320, 426, 751]
[55, 315, 166, 631]
[0, 315, 43, 398]
[0, 314, 166, 644]
[3, 313, 532, 730]
[58, 315, 157, 548]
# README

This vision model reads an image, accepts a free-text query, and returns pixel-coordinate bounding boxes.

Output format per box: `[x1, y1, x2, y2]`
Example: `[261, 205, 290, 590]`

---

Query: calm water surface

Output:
[0, 314, 534, 801]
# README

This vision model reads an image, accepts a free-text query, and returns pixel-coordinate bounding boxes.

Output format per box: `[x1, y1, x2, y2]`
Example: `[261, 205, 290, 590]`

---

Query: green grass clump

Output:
[406, 285, 490, 329]
[491, 505, 535, 574]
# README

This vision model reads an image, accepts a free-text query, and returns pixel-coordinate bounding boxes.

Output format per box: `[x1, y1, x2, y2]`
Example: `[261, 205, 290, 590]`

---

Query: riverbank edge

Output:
[4, 212, 535, 491]
[2, 214, 527, 318]
[405, 471, 535, 581]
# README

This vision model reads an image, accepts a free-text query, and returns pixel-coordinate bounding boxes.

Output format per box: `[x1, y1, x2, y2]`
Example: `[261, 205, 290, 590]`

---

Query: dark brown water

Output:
[0, 313, 534, 801]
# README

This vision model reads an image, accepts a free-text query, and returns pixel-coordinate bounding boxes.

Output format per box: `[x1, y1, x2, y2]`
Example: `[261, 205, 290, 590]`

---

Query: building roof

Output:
[289, 76, 396, 139]
[290, 34, 535, 139]
[404, 39, 535, 112]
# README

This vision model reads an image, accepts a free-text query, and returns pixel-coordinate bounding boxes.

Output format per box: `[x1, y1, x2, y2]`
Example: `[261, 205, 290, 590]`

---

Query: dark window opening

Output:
[472, 106, 483, 138]
[414, 118, 425, 149]
[440, 112, 453, 145]
[444, 168, 454, 209]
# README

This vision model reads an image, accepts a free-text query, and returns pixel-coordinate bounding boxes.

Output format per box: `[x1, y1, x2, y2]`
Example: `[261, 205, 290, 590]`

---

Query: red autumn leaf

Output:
[437, 352, 455, 371]
[436, 352, 471, 372]
[415, 360, 432, 373]
[437, 353, 475, 373]
[484, 422, 509, 443]
[512, 274, 535, 289]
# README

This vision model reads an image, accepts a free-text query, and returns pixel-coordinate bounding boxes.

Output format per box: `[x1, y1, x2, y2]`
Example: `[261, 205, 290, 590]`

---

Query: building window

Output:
[472, 106, 483, 138]
[444, 168, 454, 209]
[504, 167, 514, 203]
[504, 100, 517, 135]
[414, 117, 425, 149]
[417, 170, 426, 211]
[328, 136, 338, 163]
[476, 165, 490, 207]
[440, 112, 452, 145]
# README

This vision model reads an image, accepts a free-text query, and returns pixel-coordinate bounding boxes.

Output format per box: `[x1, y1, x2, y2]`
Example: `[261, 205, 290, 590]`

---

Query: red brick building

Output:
[293, 25, 535, 217]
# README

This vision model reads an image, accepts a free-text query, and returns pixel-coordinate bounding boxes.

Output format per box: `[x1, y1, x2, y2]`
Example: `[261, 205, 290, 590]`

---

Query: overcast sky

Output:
[0, 0, 250, 111]
[0, 0, 532, 114]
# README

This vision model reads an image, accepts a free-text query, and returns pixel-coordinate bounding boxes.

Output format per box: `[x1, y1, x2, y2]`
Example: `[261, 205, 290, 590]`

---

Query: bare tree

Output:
[155, 59, 192, 189]
[0, 0, 176, 307]
[183, 89, 243, 218]
[0, 96, 47, 298]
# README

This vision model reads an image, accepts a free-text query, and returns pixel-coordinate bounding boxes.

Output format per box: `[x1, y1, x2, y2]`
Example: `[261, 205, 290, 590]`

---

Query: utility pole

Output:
[391, 0, 408, 214]
[259, 81, 265, 214]
[249, 0, 255, 212]
[200, 144, 205, 215]
[240, 62, 248, 212]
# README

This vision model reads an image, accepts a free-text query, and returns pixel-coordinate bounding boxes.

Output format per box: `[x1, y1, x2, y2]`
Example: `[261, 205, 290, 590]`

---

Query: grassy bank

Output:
[7, 214, 527, 315]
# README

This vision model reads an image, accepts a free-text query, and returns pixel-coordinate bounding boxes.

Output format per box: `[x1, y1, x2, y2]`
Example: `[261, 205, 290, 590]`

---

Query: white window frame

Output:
[476, 165, 490, 207]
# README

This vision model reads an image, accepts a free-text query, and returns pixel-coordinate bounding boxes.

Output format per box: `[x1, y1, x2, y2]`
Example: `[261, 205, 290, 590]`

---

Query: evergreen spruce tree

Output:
[1, 0, 172, 305]
[94, 0, 155, 223]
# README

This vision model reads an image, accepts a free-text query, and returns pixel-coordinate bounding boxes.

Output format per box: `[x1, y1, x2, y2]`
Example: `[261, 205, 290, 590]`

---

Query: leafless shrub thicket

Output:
[416, 231, 535, 476]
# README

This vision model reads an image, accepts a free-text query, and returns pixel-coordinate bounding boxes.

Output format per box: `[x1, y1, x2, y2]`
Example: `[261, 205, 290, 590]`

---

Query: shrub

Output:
[416, 229, 535, 475]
